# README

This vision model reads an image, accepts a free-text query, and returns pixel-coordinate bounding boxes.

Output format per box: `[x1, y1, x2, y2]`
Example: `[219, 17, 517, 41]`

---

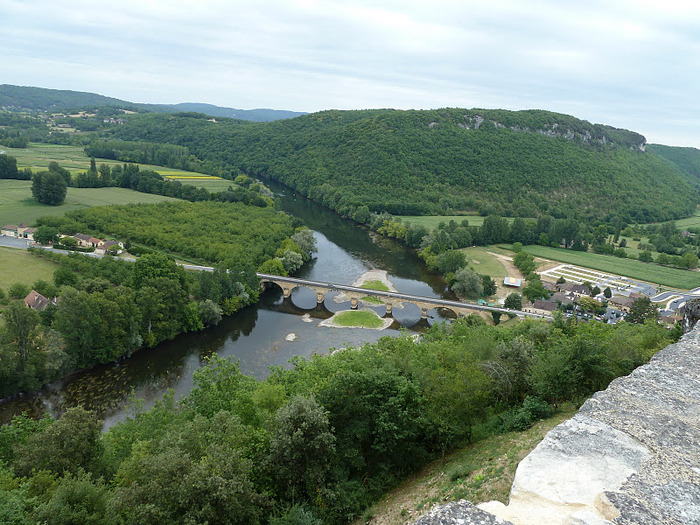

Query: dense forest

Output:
[101, 109, 699, 223]
[37, 201, 299, 267]
[647, 143, 700, 190]
[0, 316, 675, 524]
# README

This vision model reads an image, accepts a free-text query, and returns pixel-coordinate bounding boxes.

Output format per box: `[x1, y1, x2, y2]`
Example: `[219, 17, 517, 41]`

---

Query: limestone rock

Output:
[413, 500, 513, 524]
[416, 328, 700, 524]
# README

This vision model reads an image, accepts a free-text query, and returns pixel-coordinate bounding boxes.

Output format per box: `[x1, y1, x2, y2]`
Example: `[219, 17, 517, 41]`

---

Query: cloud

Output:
[0, 0, 699, 145]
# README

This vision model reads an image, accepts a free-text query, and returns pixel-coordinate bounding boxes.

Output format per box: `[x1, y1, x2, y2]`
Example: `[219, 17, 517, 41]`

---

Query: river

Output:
[0, 181, 452, 428]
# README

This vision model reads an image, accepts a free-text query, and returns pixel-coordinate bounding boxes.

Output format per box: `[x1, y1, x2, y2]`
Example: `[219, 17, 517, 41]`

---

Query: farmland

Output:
[522, 245, 700, 290]
[0, 180, 175, 226]
[397, 215, 522, 230]
[644, 207, 700, 230]
[0, 246, 60, 294]
[1, 143, 231, 190]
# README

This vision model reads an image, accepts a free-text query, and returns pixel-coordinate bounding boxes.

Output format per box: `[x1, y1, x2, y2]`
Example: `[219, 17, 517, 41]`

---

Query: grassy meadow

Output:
[396, 215, 524, 231]
[522, 245, 700, 290]
[333, 310, 385, 328]
[0, 247, 60, 294]
[644, 207, 700, 230]
[0, 180, 175, 226]
[461, 247, 507, 280]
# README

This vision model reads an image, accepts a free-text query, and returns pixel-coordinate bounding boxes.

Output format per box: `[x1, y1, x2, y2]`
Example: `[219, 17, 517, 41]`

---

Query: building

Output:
[532, 299, 558, 313]
[94, 240, 124, 255]
[504, 277, 522, 288]
[608, 295, 634, 313]
[24, 290, 50, 311]
[556, 282, 590, 297]
[1, 223, 36, 240]
[1, 225, 18, 237]
[74, 234, 102, 248]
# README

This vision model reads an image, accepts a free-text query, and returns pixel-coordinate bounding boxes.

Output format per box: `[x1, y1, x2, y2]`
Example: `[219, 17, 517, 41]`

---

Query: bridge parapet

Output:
[257, 273, 547, 321]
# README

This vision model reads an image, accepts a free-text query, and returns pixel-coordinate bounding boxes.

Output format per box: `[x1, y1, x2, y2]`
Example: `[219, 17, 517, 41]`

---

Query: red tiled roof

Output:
[24, 290, 50, 311]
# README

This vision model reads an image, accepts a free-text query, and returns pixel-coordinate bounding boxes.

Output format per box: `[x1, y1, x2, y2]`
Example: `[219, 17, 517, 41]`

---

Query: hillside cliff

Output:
[416, 325, 700, 524]
[107, 109, 699, 222]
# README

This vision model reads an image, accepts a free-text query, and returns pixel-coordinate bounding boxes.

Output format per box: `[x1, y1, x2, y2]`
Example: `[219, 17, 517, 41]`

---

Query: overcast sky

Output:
[2, 0, 699, 146]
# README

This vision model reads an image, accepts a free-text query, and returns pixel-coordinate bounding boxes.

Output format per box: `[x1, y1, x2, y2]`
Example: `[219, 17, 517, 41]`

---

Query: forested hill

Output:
[0, 84, 303, 121]
[647, 143, 700, 190]
[104, 108, 699, 222]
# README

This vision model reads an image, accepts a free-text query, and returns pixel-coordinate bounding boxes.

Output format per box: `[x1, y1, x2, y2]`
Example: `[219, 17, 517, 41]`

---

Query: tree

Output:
[0, 153, 19, 179]
[8, 282, 30, 299]
[259, 258, 288, 276]
[280, 249, 304, 274]
[435, 250, 467, 274]
[680, 252, 698, 269]
[450, 267, 483, 298]
[603, 287, 613, 299]
[291, 228, 317, 261]
[198, 299, 223, 326]
[48, 161, 72, 186]
[33, 470, 115, 525]
[481, 274, 497, 296]
[522, 276, 550, 302]
[626, 297, 659, 324]
[267, 396, 336, 501]
[31, 170, 67, 205]
[3, 300, 40, 364]
[638, 250, 653, 262]
[54, 266, 78, 287]
[12, 407, 102, 477]
[33, 226, 59, 245]
[504, 293, 522, 310]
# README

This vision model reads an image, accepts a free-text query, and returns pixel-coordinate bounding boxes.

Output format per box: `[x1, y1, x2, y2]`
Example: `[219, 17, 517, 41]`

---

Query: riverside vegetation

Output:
[0, 315, 675, 524]
[0, 198, 317, 399]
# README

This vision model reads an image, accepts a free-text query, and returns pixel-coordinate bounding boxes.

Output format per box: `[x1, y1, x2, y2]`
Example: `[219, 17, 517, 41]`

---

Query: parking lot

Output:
[540, 264, 658, 297]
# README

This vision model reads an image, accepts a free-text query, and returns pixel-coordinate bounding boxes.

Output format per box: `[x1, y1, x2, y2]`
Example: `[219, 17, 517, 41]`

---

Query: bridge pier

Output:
[350, 297, 359, 309]
[283, 288, 291, 299]
[316, 292, 325, 304]
[421, 307, 429, 319]
[385, 303, 392, 315]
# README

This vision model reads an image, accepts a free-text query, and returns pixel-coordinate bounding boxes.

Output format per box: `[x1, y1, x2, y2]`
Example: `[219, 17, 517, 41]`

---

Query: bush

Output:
[498, 397, 554, 432]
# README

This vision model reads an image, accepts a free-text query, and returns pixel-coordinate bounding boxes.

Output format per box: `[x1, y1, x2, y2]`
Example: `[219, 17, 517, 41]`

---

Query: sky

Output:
[1, 0, 699, 146]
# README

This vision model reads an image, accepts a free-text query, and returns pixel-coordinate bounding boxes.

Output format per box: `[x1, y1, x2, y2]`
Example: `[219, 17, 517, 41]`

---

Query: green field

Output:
[522, 245, 700, 290]
[397, 215, 524, 230]
[461, 247, 507, 280]
[360, 280, 391, 292]
[0, 247, 60, 294]
[0, 180, 175, 226]
[332, 310, 385, 328]
[1, 143, 230, 190]
[640, 206, 700, 230]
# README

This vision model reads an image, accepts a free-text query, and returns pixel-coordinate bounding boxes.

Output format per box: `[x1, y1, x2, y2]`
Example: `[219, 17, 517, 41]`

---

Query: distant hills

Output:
[2, 84, 698, 222]
[0, 84, 305, 122]
[105, 108, 699, 223]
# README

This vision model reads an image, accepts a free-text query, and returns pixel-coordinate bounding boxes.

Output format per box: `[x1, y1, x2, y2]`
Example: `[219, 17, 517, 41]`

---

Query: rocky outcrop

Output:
[413, 501, 513, 525]
[416, 327, 700, 524]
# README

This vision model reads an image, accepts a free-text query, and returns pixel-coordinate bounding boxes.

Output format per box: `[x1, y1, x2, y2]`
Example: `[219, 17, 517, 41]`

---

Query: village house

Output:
[1, 223, 37, 240]
[608, 295, 634, 313]
[74, 233, 102, 248]
[532, 299, 558, 313]
[556, 282, 590, 297]
[94, 239, 124, 255]
[24, 290, 51, 311]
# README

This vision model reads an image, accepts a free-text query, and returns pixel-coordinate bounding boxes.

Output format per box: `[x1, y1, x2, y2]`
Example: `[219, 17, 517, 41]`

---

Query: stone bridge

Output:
[257, 273, 549, 320]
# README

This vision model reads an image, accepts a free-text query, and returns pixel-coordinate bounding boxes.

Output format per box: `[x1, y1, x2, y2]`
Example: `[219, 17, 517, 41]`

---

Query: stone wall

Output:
[416, 327, 700, 525]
